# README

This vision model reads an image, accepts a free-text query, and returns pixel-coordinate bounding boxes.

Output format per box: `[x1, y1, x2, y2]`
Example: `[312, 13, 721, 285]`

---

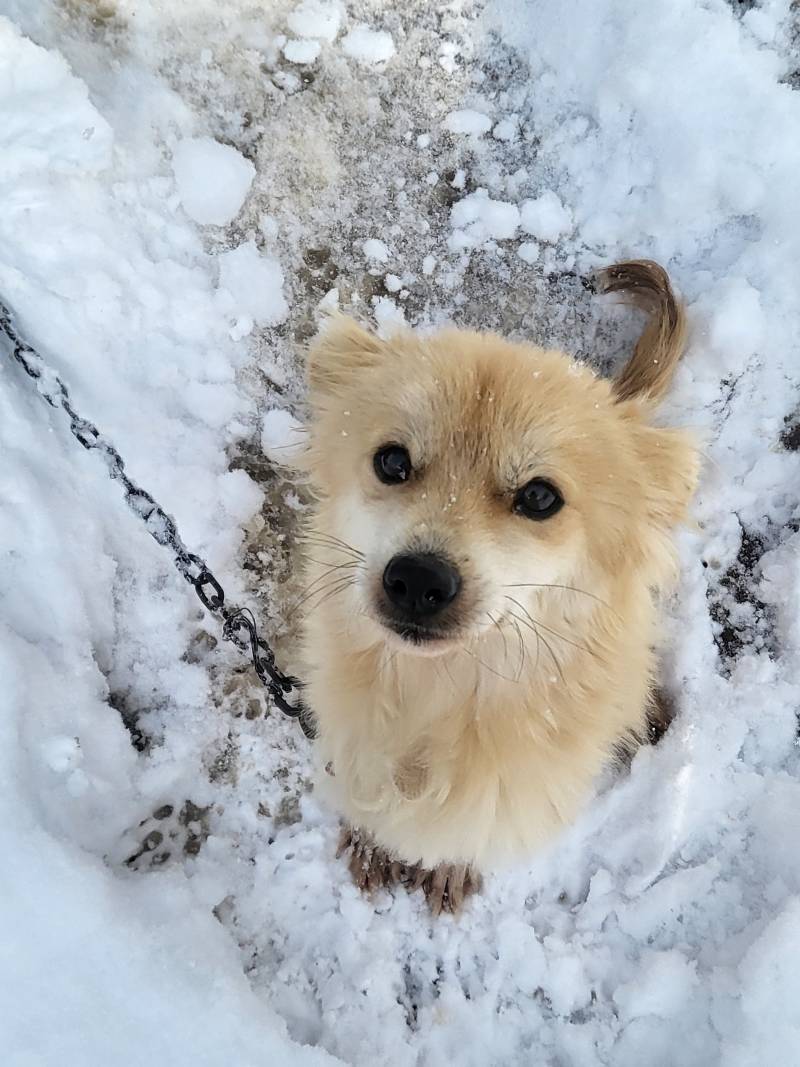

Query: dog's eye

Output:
[513, 478, 563, 520]
[373, 444, 412, 485]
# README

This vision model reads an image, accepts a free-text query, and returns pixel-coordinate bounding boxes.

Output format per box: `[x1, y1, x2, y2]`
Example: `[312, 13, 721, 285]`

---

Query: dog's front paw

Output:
[337, 825, 482, 916]
[336, 824, 401, 893]
[405, 862, 483, 917]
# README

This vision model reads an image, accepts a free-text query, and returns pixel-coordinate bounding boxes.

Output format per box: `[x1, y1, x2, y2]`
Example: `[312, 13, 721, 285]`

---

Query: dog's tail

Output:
[596, 260, 687, 403]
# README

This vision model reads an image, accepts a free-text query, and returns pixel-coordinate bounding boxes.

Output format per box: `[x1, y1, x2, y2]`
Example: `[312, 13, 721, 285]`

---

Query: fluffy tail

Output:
[596, 260, 687, 403]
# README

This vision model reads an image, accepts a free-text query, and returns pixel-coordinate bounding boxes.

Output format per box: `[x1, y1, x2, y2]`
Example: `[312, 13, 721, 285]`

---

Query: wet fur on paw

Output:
[337, 825, 482, 916]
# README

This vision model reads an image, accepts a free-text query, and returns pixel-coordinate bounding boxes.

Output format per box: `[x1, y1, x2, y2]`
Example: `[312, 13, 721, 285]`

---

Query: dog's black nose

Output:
[382, 553, 461, 619]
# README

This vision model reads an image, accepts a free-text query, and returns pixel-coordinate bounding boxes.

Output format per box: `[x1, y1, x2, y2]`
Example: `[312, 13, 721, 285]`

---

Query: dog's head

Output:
[303, 314, 697, 656]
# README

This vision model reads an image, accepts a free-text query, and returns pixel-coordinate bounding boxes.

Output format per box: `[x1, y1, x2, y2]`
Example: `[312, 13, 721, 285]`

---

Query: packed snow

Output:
[520, 191, 574, 244]
[261, 407, 307, 466]
[341, 23, 395, 64]
[445, 108, 494, 136]
[171, 136, 256, 226]
[449, 188, 521, 248]
[362, 236, 391, 263]
[1, 1, 799, 1065]
[217, 239, 289, 329]
[287, 0, 343, 43]
[284, 38, 322, 64]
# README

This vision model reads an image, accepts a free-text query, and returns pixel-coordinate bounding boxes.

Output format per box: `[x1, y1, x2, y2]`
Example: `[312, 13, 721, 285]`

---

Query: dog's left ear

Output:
[307, 314, 387, 399]
[610, 413, 698, 582]
[631, 419, 699, 532]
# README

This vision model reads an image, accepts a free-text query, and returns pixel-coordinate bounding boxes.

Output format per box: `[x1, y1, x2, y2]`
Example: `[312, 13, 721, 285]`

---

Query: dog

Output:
[298, 262, 699, 914]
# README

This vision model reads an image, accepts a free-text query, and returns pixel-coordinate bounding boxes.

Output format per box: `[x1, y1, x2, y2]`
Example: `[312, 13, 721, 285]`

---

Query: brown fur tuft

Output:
[598, 259, 687, 403]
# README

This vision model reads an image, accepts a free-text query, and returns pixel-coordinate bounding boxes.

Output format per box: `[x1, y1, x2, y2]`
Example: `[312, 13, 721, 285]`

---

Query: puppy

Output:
[299, 262, 698, 914]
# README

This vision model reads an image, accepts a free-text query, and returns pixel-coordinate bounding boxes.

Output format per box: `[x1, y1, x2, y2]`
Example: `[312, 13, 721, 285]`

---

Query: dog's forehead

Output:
[379, 338, 602, 473]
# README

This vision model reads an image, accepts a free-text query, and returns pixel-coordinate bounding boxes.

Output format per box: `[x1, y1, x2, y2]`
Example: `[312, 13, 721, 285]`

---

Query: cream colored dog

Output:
[299, 262, 698, 914]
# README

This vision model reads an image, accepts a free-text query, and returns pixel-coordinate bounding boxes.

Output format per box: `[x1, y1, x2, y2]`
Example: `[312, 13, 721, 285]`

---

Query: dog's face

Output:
[304, 317, 695, 656]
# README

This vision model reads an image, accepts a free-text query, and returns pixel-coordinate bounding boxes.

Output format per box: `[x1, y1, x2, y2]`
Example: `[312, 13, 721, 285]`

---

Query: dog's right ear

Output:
[307, 314, 386, 398]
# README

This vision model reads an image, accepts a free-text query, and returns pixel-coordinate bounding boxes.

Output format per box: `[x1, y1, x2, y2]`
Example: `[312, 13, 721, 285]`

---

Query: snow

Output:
[284, 38, 322, 64]
[0, 14, 324, 1065]
[361, 237, 390, 262]
[3, 816, 336, 1066]
[171, 136, 255, 226]
[0, 21, 112, 176]
[373, 294, 406, 330]
[449, 188, 521, 248]
[217, 239, 289, 329]
[341, 24, 395, 64]
[493, 115, 519, 142]
[726, 899, 800, 1064]
[287, 0, 342, 42]
[520, 190, 574, 243]
[613, 949, 699, 1022]
[2, 0, 800, 1064]
[706, 276, 765, 364]
[444, 108, 493, 136]
[261, 408, 306, 466]
[517, 241, 540, 265]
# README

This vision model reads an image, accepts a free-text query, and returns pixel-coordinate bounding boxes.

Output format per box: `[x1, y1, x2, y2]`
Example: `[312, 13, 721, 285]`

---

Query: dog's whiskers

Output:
[289, 561, 362, 612]
[486, 610, 509, 674]
[296, 551, 359, 566]
[299, 542, 363, 564]
[379, 647, 400, 675]
[486, 611, 509, 667]
[300, 530, 365, 560]
[510, 617, 527, 683]
[489, 610, 528, 683]
[461, 640, 521, 685]
[293, 575, 358, 619]
[502, 581, 619, 619]
[504, 595, 598, 660]
[505, 607, 567, 686]
[442, 653, 466, 694]
[299, 548, 363, 568]
[296, 556, 363, 579]
[299, 580, 357, 619]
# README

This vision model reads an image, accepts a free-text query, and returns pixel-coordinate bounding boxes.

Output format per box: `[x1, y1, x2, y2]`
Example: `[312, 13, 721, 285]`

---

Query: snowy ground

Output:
[1, 1, 799, 1064]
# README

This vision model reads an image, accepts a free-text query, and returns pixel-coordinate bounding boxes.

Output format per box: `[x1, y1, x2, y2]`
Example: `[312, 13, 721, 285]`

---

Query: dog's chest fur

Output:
[307, 599, 654, 870]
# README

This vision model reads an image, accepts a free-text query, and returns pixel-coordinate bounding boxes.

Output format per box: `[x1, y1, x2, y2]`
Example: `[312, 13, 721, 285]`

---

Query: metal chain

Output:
[0, 299, 315, 739]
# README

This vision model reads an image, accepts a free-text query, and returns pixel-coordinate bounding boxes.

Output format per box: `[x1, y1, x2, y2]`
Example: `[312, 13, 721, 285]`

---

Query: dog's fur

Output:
[299, 261, 698, 903]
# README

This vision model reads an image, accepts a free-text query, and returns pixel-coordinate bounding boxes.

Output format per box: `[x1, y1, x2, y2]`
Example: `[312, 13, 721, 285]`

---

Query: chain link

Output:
[0, 299, 315, 739]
